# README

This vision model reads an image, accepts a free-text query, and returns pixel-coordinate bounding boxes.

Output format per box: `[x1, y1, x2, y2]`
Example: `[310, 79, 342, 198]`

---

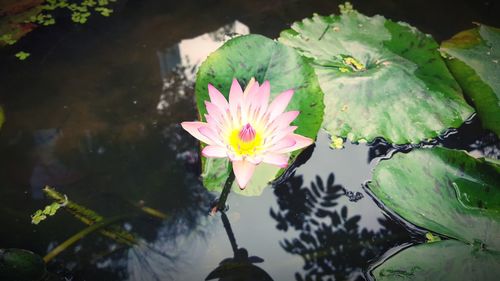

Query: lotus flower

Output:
[181, 78, 313, 189]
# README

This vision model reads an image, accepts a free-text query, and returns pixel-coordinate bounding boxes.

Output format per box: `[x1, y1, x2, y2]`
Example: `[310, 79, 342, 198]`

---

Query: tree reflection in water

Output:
[271, 174, 410, 281]
[206, 212, 274, 281]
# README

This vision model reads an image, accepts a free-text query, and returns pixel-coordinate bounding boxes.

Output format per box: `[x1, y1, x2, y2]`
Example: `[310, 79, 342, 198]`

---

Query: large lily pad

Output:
[371, 240, 500, 281]
[195, 34, 324, 196]
[368, 147, 500, 250]
[441, 24, 500, 136]
[279, 10, 473, 144]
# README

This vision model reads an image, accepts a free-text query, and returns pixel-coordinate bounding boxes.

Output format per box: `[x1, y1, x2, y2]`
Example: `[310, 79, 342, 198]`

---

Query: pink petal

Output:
[267, 111, 299, 133]
[276, 134, 313, 153]
[208, 84, 229, 111]
[243, 79, 260, 101]
[202, 145, 227, 158]
[244, 79, 260, 97]
[262, 153, 289, 168]
[242, 80, 260, 122]
[266, 126, 298, 145]
[246, 155, 263, 165]
[242, 77, 257, 95]
[268, 89, 294, 121]
[232, 160, 256, 189]
[204, 114, 227, 136]
[268, 137, 296, 152]
[198, 126, 223, 146]
[205, 101, 225, 124]
[229, 79, 243, 115]
[181, 121, 212, 144]
[228, 152, 243, 162]
[255, 80, 270, 111]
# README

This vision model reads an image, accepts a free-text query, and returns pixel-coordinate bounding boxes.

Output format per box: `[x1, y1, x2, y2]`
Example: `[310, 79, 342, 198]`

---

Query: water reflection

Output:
[30, 129, 82, 198]
[0, 20, 253, 280]
[125, 175, 213, 281]
[156, 20, 249, 115]
[439, 116, 500, 159]
[158, 20, 249, 82]
[48, 21, 253, 279]
[271, 174, 410, 281]
[206, 212, 274, 281]
[43, 173, 215, 280]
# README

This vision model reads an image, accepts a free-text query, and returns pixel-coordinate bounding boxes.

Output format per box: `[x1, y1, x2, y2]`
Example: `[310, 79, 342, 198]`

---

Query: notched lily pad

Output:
[441, 24, 500, 136]
[371, 240, 500, 281]
[195, 34, 324, 196]
[279, 10, 473, 144]
[368, 147, 500, 250]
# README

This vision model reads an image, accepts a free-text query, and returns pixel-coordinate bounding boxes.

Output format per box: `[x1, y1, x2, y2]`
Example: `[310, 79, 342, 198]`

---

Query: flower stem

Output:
[215, 165, 235, 212]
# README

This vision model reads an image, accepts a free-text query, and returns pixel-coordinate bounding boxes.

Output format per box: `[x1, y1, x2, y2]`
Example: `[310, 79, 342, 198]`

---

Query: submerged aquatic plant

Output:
[182, 78, 313, 189]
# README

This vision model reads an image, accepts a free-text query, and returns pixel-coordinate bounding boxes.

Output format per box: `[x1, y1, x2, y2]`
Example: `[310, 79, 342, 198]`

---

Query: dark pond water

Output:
[0, 0, 499, 280]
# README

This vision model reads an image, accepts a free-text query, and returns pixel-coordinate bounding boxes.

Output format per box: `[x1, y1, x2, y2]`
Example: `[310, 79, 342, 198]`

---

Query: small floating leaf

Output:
[368, 147, 500, 250]
[279, 9, 473, 144]
[338, 1, 355, 14]
[82, 0, 97, 7]
[330, 136, 344, 149]
[95, 7, 113, 17]
[195, 34, 324, 196]
[425, 232, 441, 243]
[31, 201, 63, 224]
[15, 51, 30, 60]
[0, 34, 16, 45]
[441, 24, 500, 136]
[371, 240, 500, 281]
[30, 210, 47, 225]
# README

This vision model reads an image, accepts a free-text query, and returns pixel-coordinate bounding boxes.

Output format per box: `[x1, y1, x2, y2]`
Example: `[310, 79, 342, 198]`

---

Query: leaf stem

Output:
[43, 215, 126, 263]
[43, 186, 136, 245]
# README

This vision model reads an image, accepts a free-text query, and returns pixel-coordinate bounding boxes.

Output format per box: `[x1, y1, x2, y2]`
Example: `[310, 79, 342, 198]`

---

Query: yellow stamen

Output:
[229, 125, 263, 157]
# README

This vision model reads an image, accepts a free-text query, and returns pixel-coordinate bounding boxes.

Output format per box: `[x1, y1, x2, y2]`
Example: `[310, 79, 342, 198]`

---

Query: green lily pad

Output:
[368, 147, 500, 250]
[279, 11, 473, 144]
[0, 248, 46, 281]
[371, 240, 500, 281]
[441, 24, 500, 136]
[195, 34, 324, 196]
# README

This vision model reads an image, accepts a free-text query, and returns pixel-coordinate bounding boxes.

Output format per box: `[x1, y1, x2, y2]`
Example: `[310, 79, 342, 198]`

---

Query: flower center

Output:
[238, 123, 256, 142]
[229, 123, 262, 157]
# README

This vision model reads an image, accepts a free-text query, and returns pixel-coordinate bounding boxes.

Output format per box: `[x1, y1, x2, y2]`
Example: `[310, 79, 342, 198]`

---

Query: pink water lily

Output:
[181, 78, 313, 189]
